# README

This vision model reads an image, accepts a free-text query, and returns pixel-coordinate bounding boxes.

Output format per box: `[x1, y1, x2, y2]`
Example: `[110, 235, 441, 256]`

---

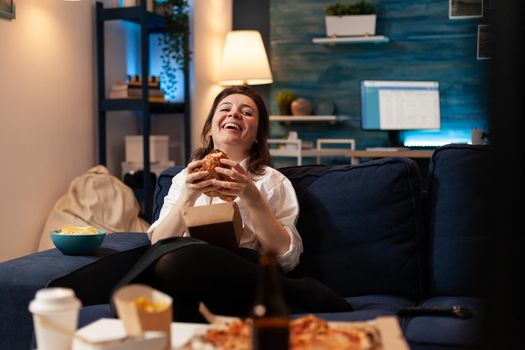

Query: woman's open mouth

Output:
[222, 122, 242, 131]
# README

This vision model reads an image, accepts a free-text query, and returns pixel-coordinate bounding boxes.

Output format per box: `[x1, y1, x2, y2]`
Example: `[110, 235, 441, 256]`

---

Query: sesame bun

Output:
[192, 149, 236, 201]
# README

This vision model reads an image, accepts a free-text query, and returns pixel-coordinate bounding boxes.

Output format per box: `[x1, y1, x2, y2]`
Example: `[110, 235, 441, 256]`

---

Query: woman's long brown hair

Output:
[191, 85, 272, 175]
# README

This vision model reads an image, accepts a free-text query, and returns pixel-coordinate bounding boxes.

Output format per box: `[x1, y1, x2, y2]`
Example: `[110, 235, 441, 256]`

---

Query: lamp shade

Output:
[219, 30, 273, 86]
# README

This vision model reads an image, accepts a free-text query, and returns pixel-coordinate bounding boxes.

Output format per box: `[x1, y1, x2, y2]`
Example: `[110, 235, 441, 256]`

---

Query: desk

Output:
[270, 148, 434, 165]
[345, 150, 434, 159]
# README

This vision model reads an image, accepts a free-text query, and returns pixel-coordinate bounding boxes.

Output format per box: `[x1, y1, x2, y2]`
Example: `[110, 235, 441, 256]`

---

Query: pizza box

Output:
[178, 314, 409, 350]
[333, 316, 410, 350]
[72, 318, 166, 350]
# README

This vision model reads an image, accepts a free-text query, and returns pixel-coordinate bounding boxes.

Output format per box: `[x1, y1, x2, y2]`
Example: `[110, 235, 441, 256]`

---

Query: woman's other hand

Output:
[212, 158, 262, 205]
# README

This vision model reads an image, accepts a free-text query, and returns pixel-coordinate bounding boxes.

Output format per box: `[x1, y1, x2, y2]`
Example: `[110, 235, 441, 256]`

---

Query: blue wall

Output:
[269, 0, 490, 151]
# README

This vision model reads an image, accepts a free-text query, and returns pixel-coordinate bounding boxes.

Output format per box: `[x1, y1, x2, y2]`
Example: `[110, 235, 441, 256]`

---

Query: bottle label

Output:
[252, 317, 289, 328]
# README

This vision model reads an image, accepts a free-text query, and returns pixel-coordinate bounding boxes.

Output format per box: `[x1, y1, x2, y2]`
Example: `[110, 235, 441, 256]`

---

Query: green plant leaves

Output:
[157, 0, 190, 101]
[326, 0, 377, 16]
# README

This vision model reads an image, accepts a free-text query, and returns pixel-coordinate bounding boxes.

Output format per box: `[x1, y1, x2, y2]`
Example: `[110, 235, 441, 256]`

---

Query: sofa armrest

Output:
[0, 232, 150, 350]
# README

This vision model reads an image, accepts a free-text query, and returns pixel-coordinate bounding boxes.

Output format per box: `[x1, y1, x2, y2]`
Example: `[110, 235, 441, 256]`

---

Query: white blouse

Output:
[148, 159, 303, 272]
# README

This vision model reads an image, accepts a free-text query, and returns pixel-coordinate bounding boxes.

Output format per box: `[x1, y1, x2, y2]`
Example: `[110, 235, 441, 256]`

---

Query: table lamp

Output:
[219, 30, 273, 86]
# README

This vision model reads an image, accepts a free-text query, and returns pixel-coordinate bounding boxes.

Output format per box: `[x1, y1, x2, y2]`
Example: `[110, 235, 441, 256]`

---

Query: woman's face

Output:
[210, 93, 259, 158]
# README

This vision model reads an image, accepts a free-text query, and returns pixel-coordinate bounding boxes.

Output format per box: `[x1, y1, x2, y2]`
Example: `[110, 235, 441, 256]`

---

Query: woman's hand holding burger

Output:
[187, 150, 239, 202]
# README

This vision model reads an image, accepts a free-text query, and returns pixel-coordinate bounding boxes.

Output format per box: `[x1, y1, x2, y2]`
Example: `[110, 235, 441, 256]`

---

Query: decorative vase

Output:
[325, 14, 377, 37]
[291, 98, 312, 116]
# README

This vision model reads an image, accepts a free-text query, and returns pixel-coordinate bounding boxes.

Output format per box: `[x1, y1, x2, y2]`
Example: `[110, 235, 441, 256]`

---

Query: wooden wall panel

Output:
[269, 0, 490, 155]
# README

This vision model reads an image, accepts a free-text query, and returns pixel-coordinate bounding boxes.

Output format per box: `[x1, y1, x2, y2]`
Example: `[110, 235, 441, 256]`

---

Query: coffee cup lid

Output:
[29, 288, 81, 314]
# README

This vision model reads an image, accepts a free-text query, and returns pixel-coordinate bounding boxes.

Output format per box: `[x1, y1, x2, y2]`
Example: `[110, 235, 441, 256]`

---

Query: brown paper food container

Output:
[112, 284, 172, 349]
[182, 202, 243, 249]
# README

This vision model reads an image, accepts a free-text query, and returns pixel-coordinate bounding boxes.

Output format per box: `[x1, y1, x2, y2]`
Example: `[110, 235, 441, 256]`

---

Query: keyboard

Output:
[407, 146, 438, 151]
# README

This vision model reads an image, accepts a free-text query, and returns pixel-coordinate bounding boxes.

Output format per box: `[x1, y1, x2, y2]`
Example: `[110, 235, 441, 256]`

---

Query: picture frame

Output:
[449, 0, 483, 19]
[477, 24, 492, 60]
[0, 0, 15, 20]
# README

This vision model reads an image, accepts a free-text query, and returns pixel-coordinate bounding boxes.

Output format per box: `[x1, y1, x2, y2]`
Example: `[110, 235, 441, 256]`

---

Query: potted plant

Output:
[155, 0, 191, 101]
[275, 90, 296, 115]
[325, 0, 377, 37]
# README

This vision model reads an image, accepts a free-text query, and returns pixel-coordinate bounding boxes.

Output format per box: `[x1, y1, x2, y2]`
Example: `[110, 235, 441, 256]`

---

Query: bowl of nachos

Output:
[50, 225, 106, 255]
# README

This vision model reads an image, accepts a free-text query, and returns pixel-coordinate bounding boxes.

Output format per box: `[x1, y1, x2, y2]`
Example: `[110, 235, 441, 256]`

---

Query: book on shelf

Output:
[109, 90, 129, 99]
[111, 81, 128, 91]
[126, 75, 161, 90]
[108, 76, 168, 103]
[143, 96, 166, 103]
[108, 80, 166, 102]
[127, 74, 160, 84]
[128, 86, 164, 97]
[127, 81, 161, 89]
[109, 81, 128, 98]
[108, 91, 167, 103]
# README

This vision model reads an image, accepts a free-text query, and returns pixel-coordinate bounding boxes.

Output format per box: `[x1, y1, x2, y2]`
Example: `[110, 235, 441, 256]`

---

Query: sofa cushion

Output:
[299, 295, 413, 323]
[403, 296, 485, 347]
[346, 294, 416, 313]
[280, 158, 425, 300]
[306, 309, 398, 323]
[79, 304, 116, 328]
[426, 144, 492, 296]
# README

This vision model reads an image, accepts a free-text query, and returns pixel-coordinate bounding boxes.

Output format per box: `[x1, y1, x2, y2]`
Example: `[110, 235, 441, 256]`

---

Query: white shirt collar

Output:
[239, 157, 250, 170]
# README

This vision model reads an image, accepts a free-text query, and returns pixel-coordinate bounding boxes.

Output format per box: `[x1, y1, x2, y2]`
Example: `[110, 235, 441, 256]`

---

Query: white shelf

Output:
[270, 148, 349, 157]
[312, 35, 390, 44]
[270, 115, 338, 123]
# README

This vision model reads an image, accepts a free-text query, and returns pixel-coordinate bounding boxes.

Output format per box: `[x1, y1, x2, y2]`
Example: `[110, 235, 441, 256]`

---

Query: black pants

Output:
[114, 237, 352, 322]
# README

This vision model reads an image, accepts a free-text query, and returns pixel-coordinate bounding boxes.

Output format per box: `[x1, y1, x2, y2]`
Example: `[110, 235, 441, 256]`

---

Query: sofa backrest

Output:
[280, 158, 425, 300]
[153, 159, 426, 300]
[153, 166, 185, 223]
[426, 144, 492, 297]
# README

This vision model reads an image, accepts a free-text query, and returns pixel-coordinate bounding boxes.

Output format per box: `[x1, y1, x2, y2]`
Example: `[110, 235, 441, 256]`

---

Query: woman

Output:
[118, 85, 351, 322]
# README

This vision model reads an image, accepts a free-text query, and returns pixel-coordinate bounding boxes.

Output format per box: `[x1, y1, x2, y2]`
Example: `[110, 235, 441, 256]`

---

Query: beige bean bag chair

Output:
[38, 165, 150, 251]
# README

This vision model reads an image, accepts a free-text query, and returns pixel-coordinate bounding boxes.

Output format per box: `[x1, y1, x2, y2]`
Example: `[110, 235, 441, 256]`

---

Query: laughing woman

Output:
[116, 85, 352, 321]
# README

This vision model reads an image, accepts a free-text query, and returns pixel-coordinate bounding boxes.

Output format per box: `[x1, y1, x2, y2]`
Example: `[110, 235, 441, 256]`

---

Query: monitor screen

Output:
[361, 80, 441, 130]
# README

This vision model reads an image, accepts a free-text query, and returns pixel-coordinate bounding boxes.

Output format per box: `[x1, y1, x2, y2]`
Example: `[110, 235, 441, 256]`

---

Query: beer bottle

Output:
[250, 252, 289, 350]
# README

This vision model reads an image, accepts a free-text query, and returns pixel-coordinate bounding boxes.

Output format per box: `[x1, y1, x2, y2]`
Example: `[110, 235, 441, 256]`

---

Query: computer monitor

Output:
[361, 80, 441, 146]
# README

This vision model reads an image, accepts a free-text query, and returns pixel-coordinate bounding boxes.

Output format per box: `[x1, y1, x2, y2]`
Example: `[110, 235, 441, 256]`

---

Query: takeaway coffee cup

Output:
[29, 288, 81, 350]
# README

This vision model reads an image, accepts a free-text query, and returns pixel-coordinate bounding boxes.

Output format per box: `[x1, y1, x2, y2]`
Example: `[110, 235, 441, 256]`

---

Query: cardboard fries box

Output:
[182, 202, 243, 249]
[112, 284, 172, 350]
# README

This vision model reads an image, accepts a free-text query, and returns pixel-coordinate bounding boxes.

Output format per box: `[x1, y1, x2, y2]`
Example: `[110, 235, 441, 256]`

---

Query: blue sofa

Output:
[0, 144, 491, 349]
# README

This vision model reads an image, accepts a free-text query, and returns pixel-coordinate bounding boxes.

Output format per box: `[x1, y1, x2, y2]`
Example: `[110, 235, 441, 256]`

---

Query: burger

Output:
[192, 149, 236, 201]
